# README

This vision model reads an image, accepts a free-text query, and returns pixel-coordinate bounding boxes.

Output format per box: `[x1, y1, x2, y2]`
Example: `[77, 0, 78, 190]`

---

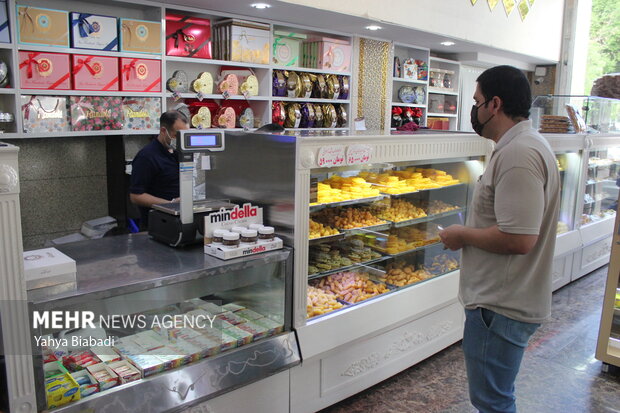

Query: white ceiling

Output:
[165, 0, 558, 70]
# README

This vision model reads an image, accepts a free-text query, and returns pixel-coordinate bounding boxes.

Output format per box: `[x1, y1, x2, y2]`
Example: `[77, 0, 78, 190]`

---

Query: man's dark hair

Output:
[256, 123, 285, 133]
[160, 110, 188, 130]
[476, 65, 531, 119]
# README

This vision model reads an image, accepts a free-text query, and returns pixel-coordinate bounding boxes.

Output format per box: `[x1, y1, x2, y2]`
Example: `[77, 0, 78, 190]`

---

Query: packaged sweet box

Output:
[122, 97, 161, 130]
[19, 51, 71, 90]
[213, 19, 269, 64]
[120, 18, 161, 54]
[0, 1, 10, 43]
[72, 55, 119, 91]
[273, 30, 306, 67]
[70, 12, 118, 51]
[21, 95, 70, 133]
[303, 37, 351, 72]
[17, 5, 69, 47]
[166, 13, 211, 59]
[69, 96, 123, 131]
[120, 58, 161, 92]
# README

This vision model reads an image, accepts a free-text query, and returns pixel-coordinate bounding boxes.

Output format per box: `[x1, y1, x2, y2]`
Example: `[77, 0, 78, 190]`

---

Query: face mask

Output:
[165, 129, 177, 150]
[470, 99, 494, 136]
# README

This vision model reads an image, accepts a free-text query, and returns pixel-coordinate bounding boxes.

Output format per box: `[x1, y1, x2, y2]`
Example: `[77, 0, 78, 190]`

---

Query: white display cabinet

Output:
[427, 57, 460, 131]
[204, 130, 492, 413]
[389, 43, 429, 129]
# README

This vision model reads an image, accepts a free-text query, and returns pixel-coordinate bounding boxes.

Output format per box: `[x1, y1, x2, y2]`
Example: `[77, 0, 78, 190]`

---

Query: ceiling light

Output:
[365, 25, 382, 31]
[440, 41, 456, 46]
[251, 3, 271, 9]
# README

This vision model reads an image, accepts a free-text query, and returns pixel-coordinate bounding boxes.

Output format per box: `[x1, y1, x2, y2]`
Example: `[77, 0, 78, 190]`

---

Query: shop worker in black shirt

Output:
[130, 110, 189, 229]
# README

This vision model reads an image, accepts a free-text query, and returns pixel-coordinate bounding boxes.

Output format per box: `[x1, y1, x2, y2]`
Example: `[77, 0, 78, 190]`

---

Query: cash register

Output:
[148, 130, 235, 247]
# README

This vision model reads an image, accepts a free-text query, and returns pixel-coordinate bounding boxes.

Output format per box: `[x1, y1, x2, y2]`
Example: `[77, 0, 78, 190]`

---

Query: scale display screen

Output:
[190, 134, 217, 147]
[180, 130, 224, 152]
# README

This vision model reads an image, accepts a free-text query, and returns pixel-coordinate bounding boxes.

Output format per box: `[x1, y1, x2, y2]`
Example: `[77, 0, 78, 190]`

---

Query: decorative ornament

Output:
[216, 107, 236, 128]
[192, 72, 213, 94]
[218, 74, 238, 95]
[518, 0, 530, 20]
[503, 0, 516, 16]
[487, 0, 499, 10]
[238, 107, 254, 129]
[240, 74, 259, 96]
[166, 70, 189, 93]
[191, 107, 211, 129]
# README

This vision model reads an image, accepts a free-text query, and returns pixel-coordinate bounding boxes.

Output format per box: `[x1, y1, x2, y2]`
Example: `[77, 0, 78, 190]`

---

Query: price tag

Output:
[172, 91, 181, 102]
[242, 90, 250, 100]
[196, 92, 204, 101]
[222, 90, 230, 99]
[354, 117, 366, 131]
[317, 145, 346, 168]
[346, 144, 372, 165]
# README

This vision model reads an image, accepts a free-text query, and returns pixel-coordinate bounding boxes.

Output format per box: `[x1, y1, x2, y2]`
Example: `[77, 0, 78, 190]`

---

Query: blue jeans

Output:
[463, 308, 540, 413]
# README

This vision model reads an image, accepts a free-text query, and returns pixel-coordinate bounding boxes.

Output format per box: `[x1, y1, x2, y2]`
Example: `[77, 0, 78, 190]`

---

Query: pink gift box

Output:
[18, 51, 71, 90]
[72, 55, 119, 91]
[306, 37, 351, 72]
[119, 58, 161, 92]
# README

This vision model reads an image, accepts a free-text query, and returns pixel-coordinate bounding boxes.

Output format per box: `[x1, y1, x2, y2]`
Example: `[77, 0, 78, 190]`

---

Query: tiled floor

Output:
[321, 267, 620, 413]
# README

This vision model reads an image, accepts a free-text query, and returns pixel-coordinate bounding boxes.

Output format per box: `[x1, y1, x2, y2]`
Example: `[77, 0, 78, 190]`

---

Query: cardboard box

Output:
[70, 370, 99, 398]
[18, 51, 71, 90]
[215, 19, 270, 64]
[86, 363, 119, 391]
[120, 18, 161, 54]
[204, 237, 283, 260]
[166, 13, 211, 59]
[108, 360, 141, 383]
[23, 247, 76, 290]
[72, 55, 119, 91]
[69, 96, 123, 131]
[273, 30, 306, 67]
[70, 12, 118, 51]
[90, 345, 121, 364]
[21, 95, 70, 134]
[119, 58, 161, 92]
[122, 97, 161, 130]
[0, 1, 10, 43]
[125, 354, 165, 377]
[304, 37, 351, 72]
[16, 5, 69, 47]
[44, 363, 80, 409]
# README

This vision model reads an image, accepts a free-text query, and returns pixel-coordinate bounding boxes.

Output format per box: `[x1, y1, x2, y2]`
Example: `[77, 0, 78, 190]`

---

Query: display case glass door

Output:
[306, 156, 484, 320]
[556, 150, 582, 234]
[582, 147, 620, 227]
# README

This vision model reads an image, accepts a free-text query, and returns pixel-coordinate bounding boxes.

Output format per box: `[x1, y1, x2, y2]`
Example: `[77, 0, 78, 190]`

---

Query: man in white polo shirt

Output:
[439, 65, 560, 413]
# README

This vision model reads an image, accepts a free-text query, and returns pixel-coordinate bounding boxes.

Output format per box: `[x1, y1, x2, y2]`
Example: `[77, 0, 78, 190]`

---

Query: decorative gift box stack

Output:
[15, 6, 163, 133]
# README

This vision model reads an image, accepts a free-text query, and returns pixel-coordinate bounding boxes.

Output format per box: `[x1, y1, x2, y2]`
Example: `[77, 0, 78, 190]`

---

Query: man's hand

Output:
[439, 225, 466, 251]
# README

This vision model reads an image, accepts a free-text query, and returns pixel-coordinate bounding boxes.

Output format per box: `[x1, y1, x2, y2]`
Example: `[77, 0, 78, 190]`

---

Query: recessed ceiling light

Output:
[441, 41, 456, 46]
[365, 25, 382, 31]
[251, 3, 271, 9]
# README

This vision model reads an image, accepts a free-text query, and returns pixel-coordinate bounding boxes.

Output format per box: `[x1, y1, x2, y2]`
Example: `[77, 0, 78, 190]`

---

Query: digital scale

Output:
[148, 130, 235, 247]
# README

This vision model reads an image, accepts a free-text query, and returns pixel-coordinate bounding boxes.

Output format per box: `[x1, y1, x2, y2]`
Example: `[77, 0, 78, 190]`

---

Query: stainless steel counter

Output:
[29, 233, 291, 307]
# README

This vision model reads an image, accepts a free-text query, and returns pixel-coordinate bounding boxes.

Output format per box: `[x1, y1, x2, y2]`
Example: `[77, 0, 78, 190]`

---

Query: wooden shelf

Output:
[165, 56, 270, 69]
[428, 88, 458, 96]
[19, 89, 162, 97]
[275, 97, 350, 104]
[392, 77, 427, 85]
[166, 93, 270, 101]
[272, 65, 352, 76]
[16, 45, 161, 60]
[391, 102, 426, 108]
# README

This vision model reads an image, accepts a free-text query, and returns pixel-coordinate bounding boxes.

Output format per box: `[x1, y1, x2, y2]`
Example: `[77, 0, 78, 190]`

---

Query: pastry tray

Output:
[307, 255, 389, 280]
[389, 208, 465, 228]
[378, 183, 465, 198]
[339, 222, 391, 234]
[369, 241, 444, 257]
[308, 232, 346, 245]
[309, 195, 385, 211]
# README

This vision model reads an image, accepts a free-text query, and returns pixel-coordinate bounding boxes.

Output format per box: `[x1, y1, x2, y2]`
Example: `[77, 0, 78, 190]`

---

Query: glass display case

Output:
[555, 150, 582, 234]
[532, 95, 620, 134]
[28, 235, 299, 412]
[306, 158, 479, 320]
[582, 147, 620, 227]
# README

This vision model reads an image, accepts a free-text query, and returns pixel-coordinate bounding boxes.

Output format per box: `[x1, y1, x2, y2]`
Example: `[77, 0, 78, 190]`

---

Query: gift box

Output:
[19, 51, 71, 90]
[119, 58, 161, 92]
[70, 96, 123, 131]
[304, 37, 351, 72]
[165, 13, 211, 59]
[17, 6, 69, 47]
[72, 55, 119, 91]
[0, 1, 10, 43]
[214, 19, 269, 64]
[122, 97, 161, 130]
[70, 12, 118, 51]
[273, 31, 306, 67]
[21, 95, 70, 133]
[120, 18, 161, 54]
